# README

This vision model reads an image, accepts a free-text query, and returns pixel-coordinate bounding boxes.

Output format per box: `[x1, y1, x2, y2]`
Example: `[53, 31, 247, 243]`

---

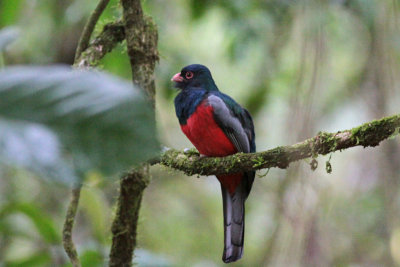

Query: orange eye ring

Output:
[185, 71, 194, 79]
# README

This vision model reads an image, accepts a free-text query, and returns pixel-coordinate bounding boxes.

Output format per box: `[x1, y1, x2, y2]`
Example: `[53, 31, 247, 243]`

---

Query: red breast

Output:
[180, 101, 242, 194]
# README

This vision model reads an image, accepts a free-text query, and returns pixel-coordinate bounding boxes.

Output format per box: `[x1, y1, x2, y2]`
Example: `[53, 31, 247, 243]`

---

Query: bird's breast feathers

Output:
[181, 98, 237, 157]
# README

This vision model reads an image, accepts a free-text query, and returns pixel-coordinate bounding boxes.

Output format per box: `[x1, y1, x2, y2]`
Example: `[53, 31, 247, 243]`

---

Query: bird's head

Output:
[171, 64, 218, 91]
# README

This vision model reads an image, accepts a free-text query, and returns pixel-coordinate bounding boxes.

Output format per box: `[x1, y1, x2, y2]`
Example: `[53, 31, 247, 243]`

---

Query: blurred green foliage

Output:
[1, 0, 400, 266]
[0, 66, 159, 183]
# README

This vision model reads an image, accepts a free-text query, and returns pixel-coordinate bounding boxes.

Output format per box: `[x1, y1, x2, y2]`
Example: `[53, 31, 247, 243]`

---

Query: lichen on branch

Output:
[74, 0, 111, 62]
[157, 114, 400, 176]
[74, 21, 125, 69]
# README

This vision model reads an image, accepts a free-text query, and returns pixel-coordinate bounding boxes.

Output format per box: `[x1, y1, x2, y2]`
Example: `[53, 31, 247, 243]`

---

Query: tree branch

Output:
[109, 169, 149, 267]
[74, 21, 125, 69]
[108, 0, 158, 266]
[74, 0, 111, 62]
[156, 114, 400, 175]
[120, 0, 159, 104]
[62, 186, 82, 267]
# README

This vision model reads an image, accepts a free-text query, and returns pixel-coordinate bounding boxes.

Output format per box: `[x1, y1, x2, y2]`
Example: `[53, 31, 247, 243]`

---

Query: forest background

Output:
[1, 0, 400, 266]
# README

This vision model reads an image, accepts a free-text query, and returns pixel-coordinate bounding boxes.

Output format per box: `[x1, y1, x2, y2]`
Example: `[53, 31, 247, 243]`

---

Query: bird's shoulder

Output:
[206, 92, 241, 114]
[206, 91, 255, 152]
[206, 92, 253, 128]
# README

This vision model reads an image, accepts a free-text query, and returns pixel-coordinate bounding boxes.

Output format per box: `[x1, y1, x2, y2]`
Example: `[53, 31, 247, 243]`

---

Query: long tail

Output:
[219, 171, 254, 263]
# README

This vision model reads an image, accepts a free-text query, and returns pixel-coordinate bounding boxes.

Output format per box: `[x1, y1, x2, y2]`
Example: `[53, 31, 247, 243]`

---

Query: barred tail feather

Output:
[221, 181, 245, 263]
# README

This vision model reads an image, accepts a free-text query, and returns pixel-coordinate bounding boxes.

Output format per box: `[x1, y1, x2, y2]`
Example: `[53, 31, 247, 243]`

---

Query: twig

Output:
[155, 114, 400, 176]
[62, 186, 82, 267]
[74, 0, 111, 62]
[63, 2, 114, 265]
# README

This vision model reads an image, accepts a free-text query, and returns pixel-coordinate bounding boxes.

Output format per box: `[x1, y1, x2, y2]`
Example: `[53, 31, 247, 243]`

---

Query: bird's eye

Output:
[185, 71, 194, 79]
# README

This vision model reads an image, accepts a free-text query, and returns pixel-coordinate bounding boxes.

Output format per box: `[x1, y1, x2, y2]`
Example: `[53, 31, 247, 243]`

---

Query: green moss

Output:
[252, 156, 264, 168]
[144, 15, 157, 33]
[183, 148, 199, 157]
[389, 127, 400, 139]
[317, 131, 338, 153]
[350, 115, 400, 147]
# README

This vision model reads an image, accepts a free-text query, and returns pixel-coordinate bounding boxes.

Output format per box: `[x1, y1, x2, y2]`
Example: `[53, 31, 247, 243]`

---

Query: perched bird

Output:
[172, 64, 256, 263]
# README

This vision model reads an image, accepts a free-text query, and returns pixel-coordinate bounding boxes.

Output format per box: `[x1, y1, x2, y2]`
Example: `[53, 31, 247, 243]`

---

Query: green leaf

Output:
[0, 120, 77, 184]
[0, 202, 61, 244]
[0, 26, 20, 51]
[0, 0, 23, 26]
[0, 65, 159, 183]
[189, 0, 212, 20]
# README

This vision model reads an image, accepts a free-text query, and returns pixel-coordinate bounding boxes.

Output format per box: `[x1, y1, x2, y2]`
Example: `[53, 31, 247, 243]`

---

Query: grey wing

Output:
[207, 95, 250, 153]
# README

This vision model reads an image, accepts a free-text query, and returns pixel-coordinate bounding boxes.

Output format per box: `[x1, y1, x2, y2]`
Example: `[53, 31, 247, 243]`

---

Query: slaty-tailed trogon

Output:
[172, 64, 256, 263]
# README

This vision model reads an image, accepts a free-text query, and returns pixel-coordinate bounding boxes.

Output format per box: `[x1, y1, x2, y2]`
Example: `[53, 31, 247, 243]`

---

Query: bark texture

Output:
[121, 0, 159, 104]
[109, 170, 149, 266]
[62, 187, 82, 267]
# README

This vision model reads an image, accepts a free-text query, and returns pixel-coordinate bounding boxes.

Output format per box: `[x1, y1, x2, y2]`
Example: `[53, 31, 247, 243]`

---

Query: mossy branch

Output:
[74, 0, 111, 62]
[109, 169, 149, 267]
[108, 0, 159, 266]
[121, 0, 159, 104]
[74, 21, 125, 69]
[156, 114, 400, 175]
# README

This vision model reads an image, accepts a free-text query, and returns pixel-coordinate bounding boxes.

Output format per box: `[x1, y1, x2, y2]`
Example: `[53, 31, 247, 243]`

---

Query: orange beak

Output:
[171, 72, 184, 82]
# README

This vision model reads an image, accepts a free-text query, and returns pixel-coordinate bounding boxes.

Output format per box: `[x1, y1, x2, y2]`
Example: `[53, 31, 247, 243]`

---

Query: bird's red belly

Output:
[181, 103, 241, 194]
[181, 104, 236, 157]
